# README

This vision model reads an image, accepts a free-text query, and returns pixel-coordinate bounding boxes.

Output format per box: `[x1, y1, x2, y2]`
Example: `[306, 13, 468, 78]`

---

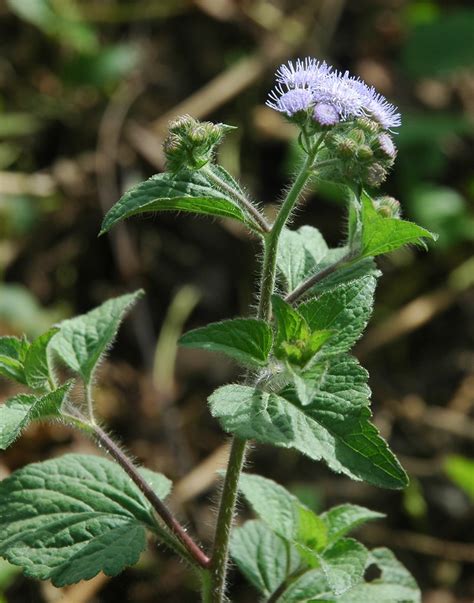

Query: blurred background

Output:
[0, 0, 473, 601]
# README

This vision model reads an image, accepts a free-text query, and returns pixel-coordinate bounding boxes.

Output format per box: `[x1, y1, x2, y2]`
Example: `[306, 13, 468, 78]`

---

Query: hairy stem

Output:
[90, 423, 211, 569]
[284, 251, 356, 304]
[208, 144, 320, 602]
[257, 148, 317, 321]
[209, 437, 247, 602]
[202, 165, 271, 234]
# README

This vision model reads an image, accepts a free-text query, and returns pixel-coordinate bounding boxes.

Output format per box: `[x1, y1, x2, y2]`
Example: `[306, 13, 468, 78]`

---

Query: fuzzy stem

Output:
[202, 165, 271, 234]
[208, 144, 319, 602]
[257, 148, 317, 321]
[209, 437, 247, 602]
[284, 251, 356, 304]
[85, 381, 96, 424]
[89, 423, 211, 569]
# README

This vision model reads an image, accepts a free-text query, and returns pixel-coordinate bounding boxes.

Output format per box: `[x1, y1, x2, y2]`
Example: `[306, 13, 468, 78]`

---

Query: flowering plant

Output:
[0, 59, 436, 602]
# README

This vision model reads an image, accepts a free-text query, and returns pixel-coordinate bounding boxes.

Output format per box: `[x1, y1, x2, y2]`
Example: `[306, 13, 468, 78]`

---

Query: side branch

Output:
[92, 424, 211, 569]
[284, 251, 355, 304]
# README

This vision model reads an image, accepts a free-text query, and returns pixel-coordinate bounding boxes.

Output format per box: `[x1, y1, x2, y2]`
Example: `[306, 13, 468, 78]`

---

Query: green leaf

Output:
[100, 169, 251, 235]
[0, 454, 171, 586]
[336, 547, 421, 602]
[210, 375, 407, 489]
[179, 318, 272, 367]
[319, 538, 368, 595]
[238, 473, 328, 550]
[51, 291, 143, 383]
[276, 569, 331, 602]
[0, 382, 72, 450]
[321, 504, 384, 545]
[277, 226, 329, 292]
[444, 455, 474, 501]
[24, 328, 59, 391]
[272, 296, 333, 366]
[360, 192, 436, 258]
[0, 336, 29, 384]
[297, 276, 376, 356]
[231, 519, 300, 597]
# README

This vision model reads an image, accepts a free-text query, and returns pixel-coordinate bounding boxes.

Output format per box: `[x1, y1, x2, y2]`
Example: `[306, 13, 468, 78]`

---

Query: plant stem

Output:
[257, 149, 317, 321]
[284, 251, 356, 304]
[90, 423, 211, 569]
[209, 437, 247, 602]
[85, 381, 96, 424]
[208, 145, 319, 602]
[202, 165, 271, 234]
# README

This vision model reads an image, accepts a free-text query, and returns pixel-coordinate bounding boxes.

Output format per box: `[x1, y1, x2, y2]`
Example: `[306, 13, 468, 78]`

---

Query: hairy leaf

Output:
[51, 291, 143, 383]
[231, 519, 300, 597]
[276, 569, 331, 602]
[319, 538, 368, 595]
[179, 318, 272, 367]
[0, 336, 29, 384]
[297, 276, 376, 356]
[277, 226, 329, 292]
[209, 378, 407, 489]
[100, 169, 251, 234]
[336, 548, 421, 602]
[0, 454, 171, 586]
[238, 473, 328, 550]
[24, 328, 59, 391]
[361, 192, 436, 258]
[0, 382, 72, 450]
[321, 504, 384, 545]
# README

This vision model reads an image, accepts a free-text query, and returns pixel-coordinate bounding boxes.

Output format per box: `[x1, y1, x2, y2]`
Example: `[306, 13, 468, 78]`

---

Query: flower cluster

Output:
[267, 58, 401, 131]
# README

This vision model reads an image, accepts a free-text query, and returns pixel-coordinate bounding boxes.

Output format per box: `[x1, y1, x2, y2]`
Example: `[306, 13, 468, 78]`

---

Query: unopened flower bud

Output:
[355, 116, 380, 135]
[365, 163, 387, 187]
[376, 133, 397, 160]
[372, 196, 401, 218]
[348, 128, 366, 145]
[357, 145, 373, 161]
[163, 116, 233, 171]
[337, 138, 358, 158]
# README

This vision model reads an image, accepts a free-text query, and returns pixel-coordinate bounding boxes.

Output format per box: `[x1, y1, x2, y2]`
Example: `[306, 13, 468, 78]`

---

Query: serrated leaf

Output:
[231, 519, 300, 597]
[238, 473, 328, 550]
[297, 276, 376, 356]
[100, 169, 251, 235]
[24, 328, 59, 391]
[209, 376, 407, 489]
[179, 318, 272, 367]
[361, 192, 436, 258]
[320, 538, 368, 596]
[321, 504, 384, 544]
[0, 382, 72, 450]
[276, 569, 331, 602]
[51, 291, 143, 383]
[277, 226, 329, 292]
[336, 548, 421, 602]
[0, 454, 171, 586]
[0, 336, 29, 384]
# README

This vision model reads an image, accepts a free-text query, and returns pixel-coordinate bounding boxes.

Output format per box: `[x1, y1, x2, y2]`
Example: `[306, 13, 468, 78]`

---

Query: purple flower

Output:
[267, 57, 401, 131]
[312, 71, 365, 120]
[266, 86, 314, 116]
[313, 102, 339, 126]
[362, 88, 401, 130]
[276, 58, 331, 89]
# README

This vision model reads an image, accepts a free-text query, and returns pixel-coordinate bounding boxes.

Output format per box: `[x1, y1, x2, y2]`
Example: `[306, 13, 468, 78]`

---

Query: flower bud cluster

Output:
[323, 117, 398, 187]
[163, 115, 233, 171]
